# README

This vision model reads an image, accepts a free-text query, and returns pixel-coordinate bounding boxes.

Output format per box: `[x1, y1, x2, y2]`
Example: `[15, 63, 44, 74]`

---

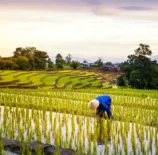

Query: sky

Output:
[0, 0, 158, 62]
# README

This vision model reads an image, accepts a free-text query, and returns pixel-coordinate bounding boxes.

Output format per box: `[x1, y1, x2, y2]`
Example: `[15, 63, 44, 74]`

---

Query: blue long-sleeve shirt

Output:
[95, 95, 112, 118]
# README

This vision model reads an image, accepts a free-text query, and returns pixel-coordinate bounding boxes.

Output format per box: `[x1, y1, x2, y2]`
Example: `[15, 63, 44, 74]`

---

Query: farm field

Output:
[0, 70, 118, 89]
[0, 88, 157, 155]
[0, 0, 157, 154]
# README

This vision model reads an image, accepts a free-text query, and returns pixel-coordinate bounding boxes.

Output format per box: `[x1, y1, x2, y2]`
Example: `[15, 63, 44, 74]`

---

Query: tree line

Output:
[0, 44, 158, 89]
[0, 47, 111, 70]
[0, 47, 81, 70]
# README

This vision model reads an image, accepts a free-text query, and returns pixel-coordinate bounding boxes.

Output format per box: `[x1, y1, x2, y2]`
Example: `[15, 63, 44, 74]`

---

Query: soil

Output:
[0, 137, 87, 155]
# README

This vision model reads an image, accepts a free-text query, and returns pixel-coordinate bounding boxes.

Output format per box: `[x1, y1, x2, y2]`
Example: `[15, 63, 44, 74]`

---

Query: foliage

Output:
[0, 59, 17, 70]
[47, 58, 54, 69]
[70, 60, 80, 69]
[105, 62, 112, 65]
[14, 56, 30, 70]
[33, 50, 48, 70]
[119, 44, 158, 89]
[83, 60, 88, 63]
[55, 53, 64, 69]
[94, 58, 103, 67]
[117, 75, 125, 86]
[12, 47, 49, 70]
[134, 44, 152, 56]
[56, 63, 63, 69]
[65, 54, 71, 65]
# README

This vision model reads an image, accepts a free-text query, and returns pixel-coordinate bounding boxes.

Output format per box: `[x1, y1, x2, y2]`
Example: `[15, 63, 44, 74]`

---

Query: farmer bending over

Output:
[88, 95, 112, 119]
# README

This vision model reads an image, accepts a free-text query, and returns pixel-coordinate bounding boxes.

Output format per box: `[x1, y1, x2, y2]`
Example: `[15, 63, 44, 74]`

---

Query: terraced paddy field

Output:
[0, 88, 157, 155]
[0, 70, 117, 89]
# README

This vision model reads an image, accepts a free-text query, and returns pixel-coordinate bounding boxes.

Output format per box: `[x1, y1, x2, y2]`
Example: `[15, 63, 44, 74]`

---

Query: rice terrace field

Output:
[0, 70, 157, 155]
[0, 70, 117, 89]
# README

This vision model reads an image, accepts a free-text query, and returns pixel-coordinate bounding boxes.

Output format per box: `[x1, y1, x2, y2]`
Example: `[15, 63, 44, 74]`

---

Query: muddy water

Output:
[0, 106, 157, 155]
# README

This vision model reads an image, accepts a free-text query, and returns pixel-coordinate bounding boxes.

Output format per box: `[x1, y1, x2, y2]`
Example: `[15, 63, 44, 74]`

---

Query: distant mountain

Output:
[71, 56, 126, 63]
[151, 55, 158, 62]
[50, 55, 126, 63]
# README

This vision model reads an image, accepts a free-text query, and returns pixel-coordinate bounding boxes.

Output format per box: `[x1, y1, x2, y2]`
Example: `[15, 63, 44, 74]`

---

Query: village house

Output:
[102, 64, 120, 72]
[80, 63, 94, 69]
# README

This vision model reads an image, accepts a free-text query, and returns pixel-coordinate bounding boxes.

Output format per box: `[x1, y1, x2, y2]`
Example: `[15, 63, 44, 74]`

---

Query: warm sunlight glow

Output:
[0, 1, 158, 62]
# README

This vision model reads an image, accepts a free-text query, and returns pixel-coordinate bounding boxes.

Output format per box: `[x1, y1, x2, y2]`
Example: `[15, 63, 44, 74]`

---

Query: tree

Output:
[105, 62, 112, 65]
[0, 47, 50, 70]
[15, 56, 30, 70]
[0, 59, 17, 70]
[34, 50, 48, 70]
[13, 47, 49, 70]
[65, 54, 71, 65]
[47, 58, 54, 69]
[94, 58, 103, 67]
[55, 53, 64, 69]
[119, 44, 158, 89]
[129, 69, 142, 88]
[13, 47, 36, 58]
[56, 53, 64, 64]
[135, 44, 152, 56]
[13, 47, 25, 58]
[83, 60, 88, 63]
[70, 61, 80, 70]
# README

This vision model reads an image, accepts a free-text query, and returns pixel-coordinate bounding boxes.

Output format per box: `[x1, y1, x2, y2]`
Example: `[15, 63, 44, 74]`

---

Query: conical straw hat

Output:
[88, 99, 99, 109]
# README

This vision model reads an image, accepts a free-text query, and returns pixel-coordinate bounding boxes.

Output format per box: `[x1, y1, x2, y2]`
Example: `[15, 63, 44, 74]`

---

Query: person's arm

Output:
[96, 108, 100, 115]
[107, 108, 112, 119]
[96, 108, 105, 117]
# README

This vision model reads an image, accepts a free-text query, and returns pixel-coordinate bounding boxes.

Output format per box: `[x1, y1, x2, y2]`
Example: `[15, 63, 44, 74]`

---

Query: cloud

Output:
[91, 6, 119, 16]
[0, 0, 158, 22]
[0, 0, 157, 9]
[120, 6, 152, 11]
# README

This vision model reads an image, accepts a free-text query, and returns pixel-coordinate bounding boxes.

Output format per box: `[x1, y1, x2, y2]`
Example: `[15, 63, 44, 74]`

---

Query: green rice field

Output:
[0, 70, 117, 89]
[0, 87, 157, 154]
